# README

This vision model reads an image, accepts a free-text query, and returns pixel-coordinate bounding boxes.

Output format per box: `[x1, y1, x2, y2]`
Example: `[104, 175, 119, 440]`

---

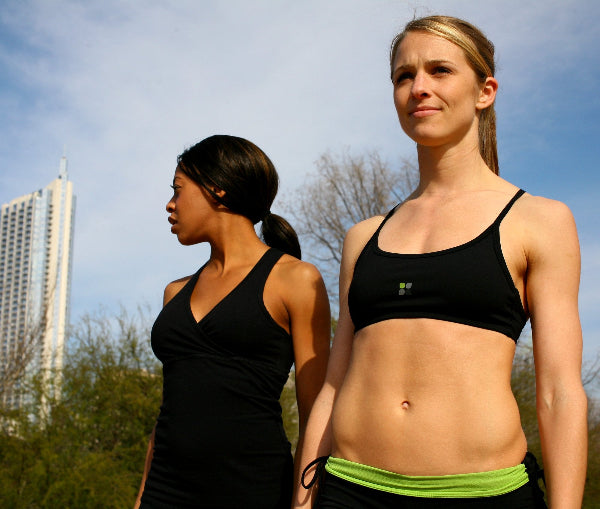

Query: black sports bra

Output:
[347, 189, 528, 341]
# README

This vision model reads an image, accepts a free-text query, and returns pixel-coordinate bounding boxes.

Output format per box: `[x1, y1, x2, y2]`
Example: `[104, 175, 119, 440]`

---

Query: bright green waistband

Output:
[325, 457, 528, 498]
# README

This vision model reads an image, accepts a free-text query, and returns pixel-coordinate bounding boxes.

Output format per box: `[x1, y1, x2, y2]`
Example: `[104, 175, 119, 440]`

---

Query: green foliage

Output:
[587, 399, 600, 508]
[280, 371, 299, 455]
[511, 342, 541, 458]
[0, 307, 162, 508]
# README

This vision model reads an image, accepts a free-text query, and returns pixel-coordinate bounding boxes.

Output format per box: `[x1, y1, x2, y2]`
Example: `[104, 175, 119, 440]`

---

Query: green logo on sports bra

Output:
[399, 282, 412, 296]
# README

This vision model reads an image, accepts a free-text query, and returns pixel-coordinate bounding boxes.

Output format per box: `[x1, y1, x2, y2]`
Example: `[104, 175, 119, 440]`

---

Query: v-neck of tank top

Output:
[373, 189, 524, 258]
[186, 249, 272, 327]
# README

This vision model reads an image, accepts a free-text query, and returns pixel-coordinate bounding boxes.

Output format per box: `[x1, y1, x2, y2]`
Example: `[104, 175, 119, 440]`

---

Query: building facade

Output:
[0, 157, 75, 408]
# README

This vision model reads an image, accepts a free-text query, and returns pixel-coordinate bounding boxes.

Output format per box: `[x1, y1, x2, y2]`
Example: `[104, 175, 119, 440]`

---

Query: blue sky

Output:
[1, 0, 599, 362]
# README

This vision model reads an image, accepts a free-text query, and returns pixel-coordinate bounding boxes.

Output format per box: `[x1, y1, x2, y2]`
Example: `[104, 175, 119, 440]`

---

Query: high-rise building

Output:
[0, 157, 75, 408]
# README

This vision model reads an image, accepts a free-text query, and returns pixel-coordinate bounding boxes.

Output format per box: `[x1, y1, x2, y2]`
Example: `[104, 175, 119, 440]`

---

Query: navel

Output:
[401, 400, 410, 410]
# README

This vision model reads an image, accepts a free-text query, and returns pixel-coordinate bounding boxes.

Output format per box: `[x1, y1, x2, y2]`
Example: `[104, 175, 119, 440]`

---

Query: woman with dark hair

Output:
[295, 15, 586, 509]
[135, 135, 330, 508]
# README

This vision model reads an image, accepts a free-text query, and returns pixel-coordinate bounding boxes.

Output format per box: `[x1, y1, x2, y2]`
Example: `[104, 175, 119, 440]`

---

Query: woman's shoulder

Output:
[347, 214, 388, 238]
[163, 275, 194, 306]
[518, 191, 573, 216]
[512, 191, 578, 254]
[342, 214, 388, 259]
[268, 254, 329, 314]
[272, 254, 324, 289]
[513, 191, 576, 229]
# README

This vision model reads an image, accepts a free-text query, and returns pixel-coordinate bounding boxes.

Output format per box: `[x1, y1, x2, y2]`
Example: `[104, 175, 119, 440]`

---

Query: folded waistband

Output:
[325, 457, 529, 498]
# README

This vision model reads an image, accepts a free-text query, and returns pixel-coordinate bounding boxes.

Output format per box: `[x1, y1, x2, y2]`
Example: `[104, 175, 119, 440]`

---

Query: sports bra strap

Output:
[366, 204, 401, 246]
[493, 189, 525, 226]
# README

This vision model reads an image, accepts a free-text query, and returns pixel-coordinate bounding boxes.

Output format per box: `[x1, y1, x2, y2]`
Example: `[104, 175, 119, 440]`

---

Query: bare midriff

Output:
[330, 318, 528, 476]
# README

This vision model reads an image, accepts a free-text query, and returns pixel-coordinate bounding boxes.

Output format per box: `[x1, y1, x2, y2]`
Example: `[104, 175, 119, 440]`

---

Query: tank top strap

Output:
[250, 248, 285, 286]
[192, 262, 208, 282]
[493, 189, 526, 226]
[179, 264, 205, 298]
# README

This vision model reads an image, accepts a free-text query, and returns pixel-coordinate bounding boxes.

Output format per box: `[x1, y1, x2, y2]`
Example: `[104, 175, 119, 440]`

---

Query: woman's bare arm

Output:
[525, 196, 587, 509]
[292, 217, 383, 508]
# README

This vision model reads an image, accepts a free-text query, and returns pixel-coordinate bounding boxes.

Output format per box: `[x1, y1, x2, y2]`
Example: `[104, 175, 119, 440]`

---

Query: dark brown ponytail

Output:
[261, 212, 301, 259]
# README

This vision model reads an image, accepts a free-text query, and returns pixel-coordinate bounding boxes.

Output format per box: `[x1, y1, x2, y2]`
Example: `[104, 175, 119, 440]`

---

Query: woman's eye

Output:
[394, 72, 413, 84]
[170, 185, 181, 192]
[433, 66, 451, 75]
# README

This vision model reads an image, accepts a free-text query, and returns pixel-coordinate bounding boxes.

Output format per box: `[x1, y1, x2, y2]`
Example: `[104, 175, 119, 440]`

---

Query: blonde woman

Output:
[296, 15, 586, 509]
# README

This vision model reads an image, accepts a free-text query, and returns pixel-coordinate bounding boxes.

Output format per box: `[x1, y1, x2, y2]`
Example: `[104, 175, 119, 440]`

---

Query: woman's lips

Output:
[410, 107, 440, 118]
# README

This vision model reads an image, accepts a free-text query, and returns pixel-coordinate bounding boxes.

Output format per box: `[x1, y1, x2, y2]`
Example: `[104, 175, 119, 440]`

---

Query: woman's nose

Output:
[411, 71, 430, 98]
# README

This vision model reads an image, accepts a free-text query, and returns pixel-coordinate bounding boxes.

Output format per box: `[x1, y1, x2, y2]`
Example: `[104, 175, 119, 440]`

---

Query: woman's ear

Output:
[476, 76, 498, 110]
[202, 185, 226, 205]
[205, 184, 225, 203]
[212, 187, 226, 199]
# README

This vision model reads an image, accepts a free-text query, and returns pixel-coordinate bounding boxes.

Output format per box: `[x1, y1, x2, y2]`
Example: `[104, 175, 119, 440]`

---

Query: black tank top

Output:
[141, 248, 294, 509]
[348, 190, 528, 342]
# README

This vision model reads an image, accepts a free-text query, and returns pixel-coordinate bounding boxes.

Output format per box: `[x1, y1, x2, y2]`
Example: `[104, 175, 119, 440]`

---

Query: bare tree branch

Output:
[0, 285, 56, 409]
[282, 148, 418, 300]
[583, 350, 600, 388]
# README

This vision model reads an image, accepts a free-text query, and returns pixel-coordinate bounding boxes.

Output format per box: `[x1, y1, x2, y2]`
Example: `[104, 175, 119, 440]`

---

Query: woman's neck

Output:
[206, 215, 267, 274]
[414, 140, 495, 196]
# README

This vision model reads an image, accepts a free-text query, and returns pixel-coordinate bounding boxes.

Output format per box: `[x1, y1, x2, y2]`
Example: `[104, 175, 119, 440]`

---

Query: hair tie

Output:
[262, 210, 271, 221]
